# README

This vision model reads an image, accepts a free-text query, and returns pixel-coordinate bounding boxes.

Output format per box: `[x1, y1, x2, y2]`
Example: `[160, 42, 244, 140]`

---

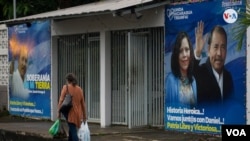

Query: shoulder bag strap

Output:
[66, 85, 72, 96]
[66, 84, 69, 94]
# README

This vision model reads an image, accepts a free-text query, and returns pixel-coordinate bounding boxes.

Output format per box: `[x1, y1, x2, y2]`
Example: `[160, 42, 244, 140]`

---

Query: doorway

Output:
[111, 27, 164, 128]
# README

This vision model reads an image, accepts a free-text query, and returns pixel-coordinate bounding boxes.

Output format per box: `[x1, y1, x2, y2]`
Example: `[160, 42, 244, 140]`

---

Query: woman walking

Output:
[58, 73, 87, 141]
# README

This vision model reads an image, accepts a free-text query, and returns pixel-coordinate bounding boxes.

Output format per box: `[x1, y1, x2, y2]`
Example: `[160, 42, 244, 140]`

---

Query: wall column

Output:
[100, 31, 111, 127]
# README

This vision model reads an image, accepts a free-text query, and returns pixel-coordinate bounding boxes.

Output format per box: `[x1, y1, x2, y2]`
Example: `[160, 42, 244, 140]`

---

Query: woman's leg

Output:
[61, 112, 70, 139]
[67, 122, 78, 141]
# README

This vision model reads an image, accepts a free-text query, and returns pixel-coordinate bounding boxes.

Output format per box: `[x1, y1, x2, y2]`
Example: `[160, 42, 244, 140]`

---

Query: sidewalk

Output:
[0, 115, 222, 141]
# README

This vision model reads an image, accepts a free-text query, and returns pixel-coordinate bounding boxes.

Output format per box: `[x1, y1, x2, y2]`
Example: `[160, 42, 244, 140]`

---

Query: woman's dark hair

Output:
[171, 31, 194, 83]
[66, 73, 78, 86]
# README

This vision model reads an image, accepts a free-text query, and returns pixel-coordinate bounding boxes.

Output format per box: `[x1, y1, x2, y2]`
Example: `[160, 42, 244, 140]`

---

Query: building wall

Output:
[0, 24, 8, 111]
[49, 4, 250, 126]
[50, 6, 165, 125]
[51, 6, 165, 36]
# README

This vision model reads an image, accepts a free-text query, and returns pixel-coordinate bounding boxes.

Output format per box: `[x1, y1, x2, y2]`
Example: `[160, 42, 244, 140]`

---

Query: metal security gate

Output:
[111, 31, 128, 125]
[111, 27, 164, 128]
[148, 28, 165, 127]
[128, 32, 148, 128]
[57, 33, 100, 122]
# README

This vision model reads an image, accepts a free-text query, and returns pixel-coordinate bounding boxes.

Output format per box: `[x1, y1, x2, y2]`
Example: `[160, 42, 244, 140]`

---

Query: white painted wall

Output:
[100, 31, 111, 127]
[51, 35, 59, 121]
[0, 24, 9, 111]
[0, 24, 8, 55]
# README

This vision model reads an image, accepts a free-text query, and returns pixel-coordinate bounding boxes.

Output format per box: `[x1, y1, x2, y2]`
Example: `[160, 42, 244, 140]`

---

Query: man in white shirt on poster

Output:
[9, 44, 29, 100]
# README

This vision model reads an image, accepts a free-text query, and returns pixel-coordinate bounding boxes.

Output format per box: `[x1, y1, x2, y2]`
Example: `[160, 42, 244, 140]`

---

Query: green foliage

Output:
[0, 0, 56, 20]
[0, 0, 100, 21]
[233, 4, 250, 51]
[0, 0, 13, 19]
[16, 0, 33, 17]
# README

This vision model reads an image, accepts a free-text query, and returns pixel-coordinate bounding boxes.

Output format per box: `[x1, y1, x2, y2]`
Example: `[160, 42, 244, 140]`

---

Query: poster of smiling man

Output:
[164, 0, 246, 134]
[8, 20, 51, 119]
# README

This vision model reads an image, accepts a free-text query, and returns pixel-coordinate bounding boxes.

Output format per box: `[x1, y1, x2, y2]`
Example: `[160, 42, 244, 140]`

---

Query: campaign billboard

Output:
[8, 20, 51, 119]
[164, 0, 246, 134]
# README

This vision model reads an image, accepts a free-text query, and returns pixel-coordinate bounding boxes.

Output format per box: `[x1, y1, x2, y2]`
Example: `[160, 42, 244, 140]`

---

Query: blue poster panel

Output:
[8, 20, 51, 119]
[164, 1, 246, 134]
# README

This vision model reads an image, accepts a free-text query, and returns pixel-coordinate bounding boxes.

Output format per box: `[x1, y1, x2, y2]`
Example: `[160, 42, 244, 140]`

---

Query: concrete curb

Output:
[0, 129, 58, 141]
[0, 126, 159, 141]
[90, 130, 155, 136]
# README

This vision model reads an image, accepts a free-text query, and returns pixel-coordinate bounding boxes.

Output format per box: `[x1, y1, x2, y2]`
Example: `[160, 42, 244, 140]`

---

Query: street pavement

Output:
[0, 115, 222, 141]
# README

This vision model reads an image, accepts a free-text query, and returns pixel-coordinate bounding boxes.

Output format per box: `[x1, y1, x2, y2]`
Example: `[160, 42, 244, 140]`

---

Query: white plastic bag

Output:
[78, 121, 90, 141]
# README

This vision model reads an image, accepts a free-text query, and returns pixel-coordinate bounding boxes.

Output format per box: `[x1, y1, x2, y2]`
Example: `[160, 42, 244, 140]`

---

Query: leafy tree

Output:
[233, 4, 250, 51]
[0, 0, 58, 20]
[0, 0, 13, 20]
[0, 0, 100, 21]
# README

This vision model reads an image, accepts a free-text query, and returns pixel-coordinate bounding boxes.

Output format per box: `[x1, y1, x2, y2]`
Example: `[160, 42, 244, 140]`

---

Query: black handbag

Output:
[60, 85, 72, 113]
